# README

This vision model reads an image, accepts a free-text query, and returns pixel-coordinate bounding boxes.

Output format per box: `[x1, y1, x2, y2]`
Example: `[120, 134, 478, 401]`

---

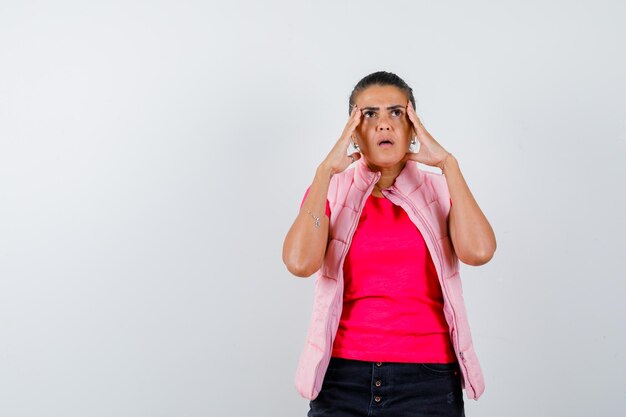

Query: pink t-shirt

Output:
[301, 187, 456, 363]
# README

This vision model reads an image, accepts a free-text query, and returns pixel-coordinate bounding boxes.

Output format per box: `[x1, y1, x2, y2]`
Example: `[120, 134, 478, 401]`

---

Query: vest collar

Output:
[354, 157, 425, 194]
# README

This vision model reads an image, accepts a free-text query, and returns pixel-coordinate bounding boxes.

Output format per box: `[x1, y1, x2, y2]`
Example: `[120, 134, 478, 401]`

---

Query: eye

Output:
[363, 110, 377, 118]
[391, 109, 404, 117]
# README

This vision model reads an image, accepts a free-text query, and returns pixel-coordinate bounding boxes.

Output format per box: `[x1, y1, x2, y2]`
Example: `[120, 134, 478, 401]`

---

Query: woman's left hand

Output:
[403, 100, 450, 169]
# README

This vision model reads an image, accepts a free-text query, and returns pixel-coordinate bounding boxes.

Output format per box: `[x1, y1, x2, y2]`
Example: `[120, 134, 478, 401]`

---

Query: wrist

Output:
[317, 162, 335, 179]
[438, 152, 455, 173]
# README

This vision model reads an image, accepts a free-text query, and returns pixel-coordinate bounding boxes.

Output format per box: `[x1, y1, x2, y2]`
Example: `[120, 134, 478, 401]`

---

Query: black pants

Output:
[308, 357, 465, 417]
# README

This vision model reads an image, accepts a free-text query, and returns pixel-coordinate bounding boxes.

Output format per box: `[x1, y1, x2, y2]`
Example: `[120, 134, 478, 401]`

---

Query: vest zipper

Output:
[382, 188, 476, 395]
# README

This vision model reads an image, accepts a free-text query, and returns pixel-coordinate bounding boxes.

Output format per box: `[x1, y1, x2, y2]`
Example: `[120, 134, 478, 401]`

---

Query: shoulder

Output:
[416, 166, 451, 212]
[327, 166, 356, 203]
[419, 167, 448, 192]
[331, 166, 357, 183]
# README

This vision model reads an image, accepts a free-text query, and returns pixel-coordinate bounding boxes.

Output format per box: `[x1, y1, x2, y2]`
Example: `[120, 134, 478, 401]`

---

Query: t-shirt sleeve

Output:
[300, 186, 331, 217]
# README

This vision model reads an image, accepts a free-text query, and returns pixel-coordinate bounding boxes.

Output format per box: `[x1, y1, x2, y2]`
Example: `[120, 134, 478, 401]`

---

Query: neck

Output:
[367, 160, 406, 190]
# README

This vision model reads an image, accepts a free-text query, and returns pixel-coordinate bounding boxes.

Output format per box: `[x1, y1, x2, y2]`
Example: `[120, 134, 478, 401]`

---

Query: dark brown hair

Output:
[348, 71, 416, 115]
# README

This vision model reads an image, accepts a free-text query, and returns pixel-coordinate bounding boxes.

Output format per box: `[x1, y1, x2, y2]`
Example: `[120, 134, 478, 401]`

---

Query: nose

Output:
[377, 114, 391, 131]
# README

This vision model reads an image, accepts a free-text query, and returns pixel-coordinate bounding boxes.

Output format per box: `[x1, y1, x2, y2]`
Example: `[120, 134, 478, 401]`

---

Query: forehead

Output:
[355, 85, 408, 106]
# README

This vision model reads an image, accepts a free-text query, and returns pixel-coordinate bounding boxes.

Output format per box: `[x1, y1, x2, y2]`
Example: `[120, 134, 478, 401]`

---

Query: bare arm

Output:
[403, 101, 496, 266]
[443, 155, 496, 266]
[282, 164, 334, 277]
[282, 106, 363, 277]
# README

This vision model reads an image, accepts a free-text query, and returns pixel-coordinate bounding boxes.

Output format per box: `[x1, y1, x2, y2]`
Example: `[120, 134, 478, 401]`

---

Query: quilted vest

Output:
[294, 157, 485, 400]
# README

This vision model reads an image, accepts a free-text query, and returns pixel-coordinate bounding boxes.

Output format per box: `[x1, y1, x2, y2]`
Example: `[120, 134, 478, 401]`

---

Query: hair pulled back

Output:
[348, 71, 416, 115]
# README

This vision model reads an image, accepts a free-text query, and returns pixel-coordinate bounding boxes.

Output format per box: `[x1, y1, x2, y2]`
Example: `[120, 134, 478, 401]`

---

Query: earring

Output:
[411, 137, 417, 145]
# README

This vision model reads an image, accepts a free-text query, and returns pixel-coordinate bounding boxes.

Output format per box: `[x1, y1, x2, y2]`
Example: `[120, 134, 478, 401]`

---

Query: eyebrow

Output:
[361, 105, 407, 111]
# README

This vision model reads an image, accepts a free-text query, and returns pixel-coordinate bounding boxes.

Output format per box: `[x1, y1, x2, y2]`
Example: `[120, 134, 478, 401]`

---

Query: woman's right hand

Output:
[320, 105, 363, 175]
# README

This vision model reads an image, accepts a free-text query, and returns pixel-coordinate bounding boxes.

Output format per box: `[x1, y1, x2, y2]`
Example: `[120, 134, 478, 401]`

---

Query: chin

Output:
[364, 154, 405, 169]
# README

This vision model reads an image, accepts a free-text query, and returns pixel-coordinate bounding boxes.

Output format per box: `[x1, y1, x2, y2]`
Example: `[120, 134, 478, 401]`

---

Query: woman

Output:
[282, 71, 496, 417]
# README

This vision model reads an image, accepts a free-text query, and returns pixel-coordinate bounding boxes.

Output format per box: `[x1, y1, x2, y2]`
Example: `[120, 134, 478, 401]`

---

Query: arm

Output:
[403, 101, 496, 266]
[282, 105, 363, 277]
[443, 155, 497, 266]
[282, 164, 334, 277]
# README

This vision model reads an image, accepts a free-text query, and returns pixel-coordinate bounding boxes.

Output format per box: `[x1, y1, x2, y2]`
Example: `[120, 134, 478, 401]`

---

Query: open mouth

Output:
[378, 138, 394, 146]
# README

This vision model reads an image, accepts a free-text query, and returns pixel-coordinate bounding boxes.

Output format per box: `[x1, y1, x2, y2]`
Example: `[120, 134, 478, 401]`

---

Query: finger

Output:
[349, 106, 362, 129]
[407, 110, 423, 135]
[406, 101, 422, 123]
[341, 120, 361, 146]
[406, 103, 419, 123]
[348, 152, 361, 163]
[349, 104, 360, 120]
[406, 100, 413, 115]
[405, 104, 419, 126]
[340, 106, 361, 141]
[342, 106, 359, 132]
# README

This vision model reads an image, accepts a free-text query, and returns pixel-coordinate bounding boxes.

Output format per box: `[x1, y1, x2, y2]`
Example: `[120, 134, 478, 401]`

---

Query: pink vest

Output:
[294, 158, 485, 400]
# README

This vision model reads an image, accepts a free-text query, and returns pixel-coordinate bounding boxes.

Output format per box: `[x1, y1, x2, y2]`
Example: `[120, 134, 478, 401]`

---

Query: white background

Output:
[1, 1, 625, 416]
